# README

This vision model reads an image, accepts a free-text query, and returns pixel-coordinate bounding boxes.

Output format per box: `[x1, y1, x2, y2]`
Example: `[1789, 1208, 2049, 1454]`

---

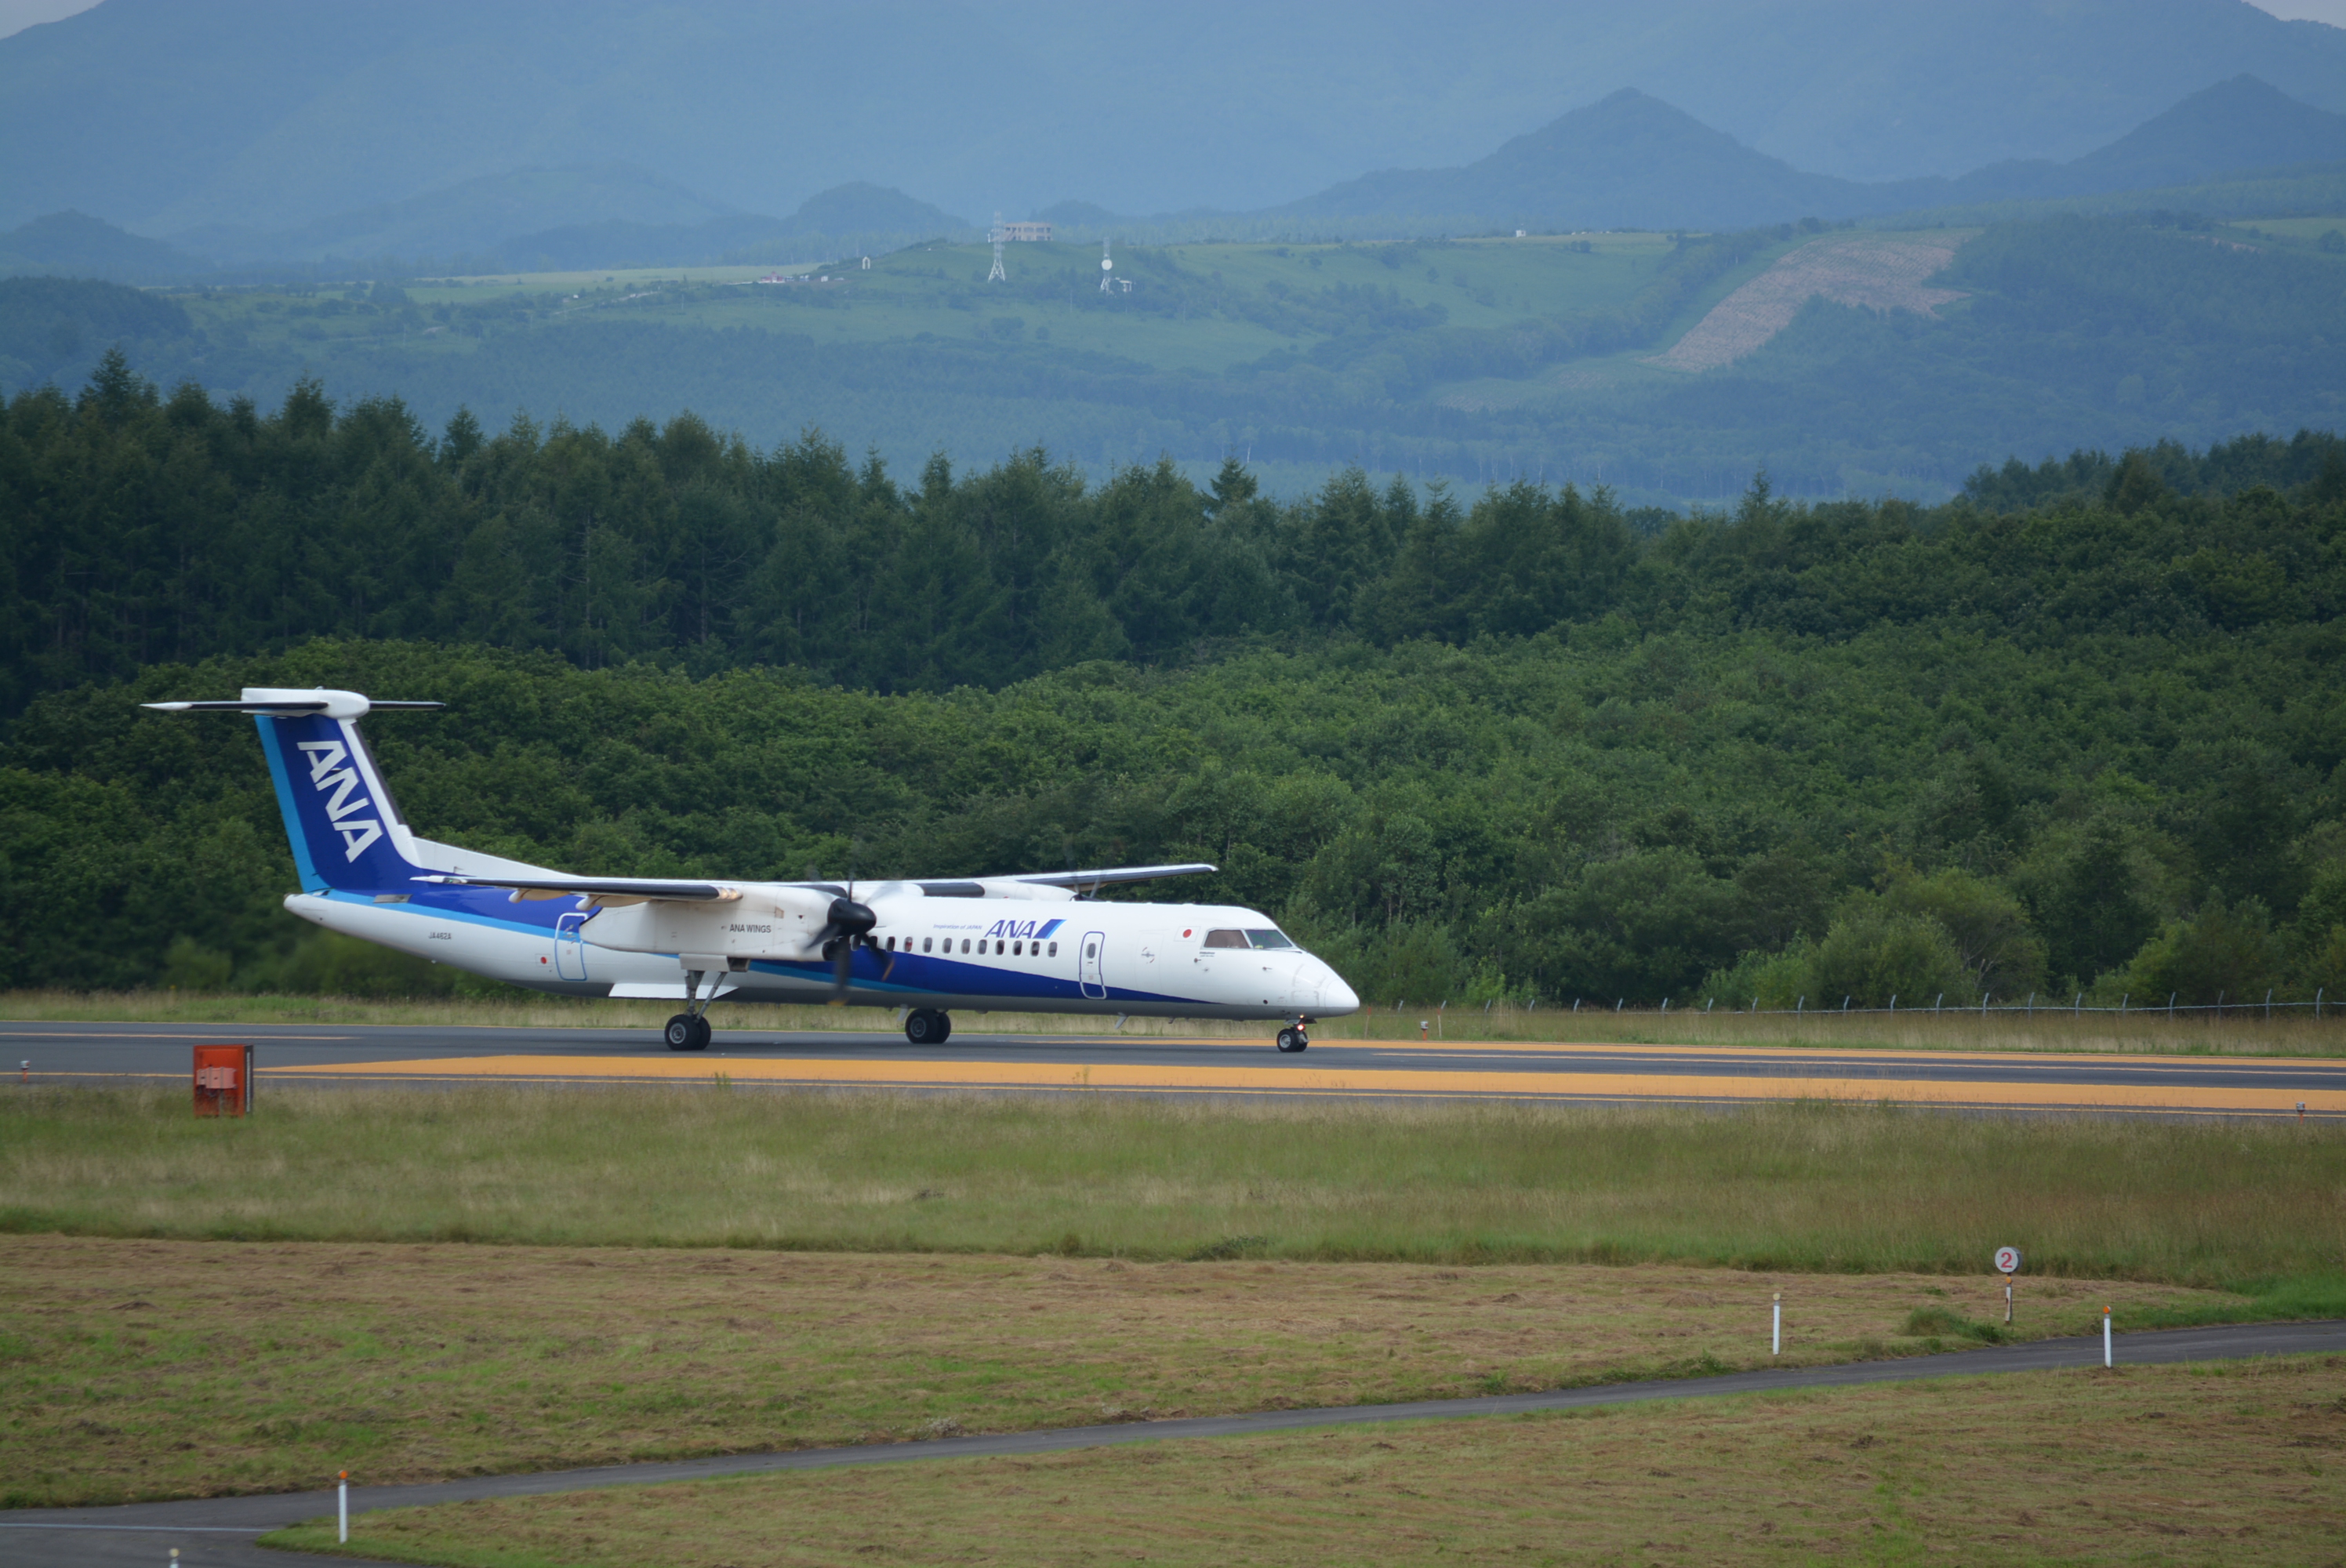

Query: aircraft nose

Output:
[1312, 960, 1359, 1016]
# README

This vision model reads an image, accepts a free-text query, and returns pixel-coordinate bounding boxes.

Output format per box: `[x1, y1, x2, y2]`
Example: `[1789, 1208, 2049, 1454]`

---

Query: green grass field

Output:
[183, 233, 1686, 383]
[5, 1084, 2338, 1535]
[5, 1087, 2340, 1287]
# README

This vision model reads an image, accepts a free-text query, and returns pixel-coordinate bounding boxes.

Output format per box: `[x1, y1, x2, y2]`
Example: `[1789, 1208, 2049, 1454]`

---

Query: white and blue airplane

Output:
[146, 688, 1357, 1051]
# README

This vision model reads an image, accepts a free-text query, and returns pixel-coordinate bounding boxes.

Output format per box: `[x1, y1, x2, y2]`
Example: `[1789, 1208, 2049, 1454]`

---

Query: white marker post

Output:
[2102, 1306, 2112, 1368]
[1995, 1246, 2021, 1323]
[339, 1470, 349, 1543]
[1772, 1292, 1781, 1356]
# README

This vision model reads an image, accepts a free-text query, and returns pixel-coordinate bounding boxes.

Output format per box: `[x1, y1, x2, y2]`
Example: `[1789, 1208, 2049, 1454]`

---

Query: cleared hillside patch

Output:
[1647, 230, 1973, 371]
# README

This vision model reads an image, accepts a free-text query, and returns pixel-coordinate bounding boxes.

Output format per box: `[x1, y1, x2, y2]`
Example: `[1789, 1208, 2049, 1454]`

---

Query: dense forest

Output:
[4, 356, 2345, 1012]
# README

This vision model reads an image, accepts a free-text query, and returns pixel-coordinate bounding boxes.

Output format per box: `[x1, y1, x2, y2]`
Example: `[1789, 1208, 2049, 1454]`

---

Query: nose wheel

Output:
[1276, 1024, 1309, 1053]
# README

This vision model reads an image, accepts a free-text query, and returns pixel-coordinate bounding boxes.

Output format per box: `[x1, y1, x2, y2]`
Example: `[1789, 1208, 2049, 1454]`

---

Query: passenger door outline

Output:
[554, 912, 590, 979]
[1079, 931, 1107, 999]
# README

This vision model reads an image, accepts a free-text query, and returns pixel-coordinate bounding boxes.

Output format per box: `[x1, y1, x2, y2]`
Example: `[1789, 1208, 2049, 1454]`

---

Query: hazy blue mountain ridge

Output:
[0, 210, 208, 282]
[9, 75, 2342, 279]
[175, 165, 739, 267]
[5, 0, 2345, 235]
[1251, 77, 2346, 234]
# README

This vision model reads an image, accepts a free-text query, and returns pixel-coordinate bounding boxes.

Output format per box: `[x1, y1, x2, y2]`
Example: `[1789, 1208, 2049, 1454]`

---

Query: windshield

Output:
[1246, 929, 1295, 949]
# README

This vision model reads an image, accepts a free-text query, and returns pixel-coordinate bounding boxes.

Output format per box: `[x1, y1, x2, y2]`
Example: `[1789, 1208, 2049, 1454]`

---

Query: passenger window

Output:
[922, 937, 932, 953]
[1086, 942, 1097, 957]
[1013, 941, 1023, 956]
[961, 938, 971, 953]
[1048, 941, 1058, 956]
[885, 935, 896, 951]
[996, 940, 1005, 955]
[1246, 930, 1295, 949]
[1203, 929, 1247, 948]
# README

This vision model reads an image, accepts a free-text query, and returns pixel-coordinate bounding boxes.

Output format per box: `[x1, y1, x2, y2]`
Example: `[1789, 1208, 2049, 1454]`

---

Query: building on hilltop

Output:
[1000, 222, 1052, 241]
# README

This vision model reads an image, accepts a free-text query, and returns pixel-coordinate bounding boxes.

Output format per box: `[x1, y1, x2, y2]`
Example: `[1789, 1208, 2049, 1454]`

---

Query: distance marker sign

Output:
[1995, 1246, 2022, 1275]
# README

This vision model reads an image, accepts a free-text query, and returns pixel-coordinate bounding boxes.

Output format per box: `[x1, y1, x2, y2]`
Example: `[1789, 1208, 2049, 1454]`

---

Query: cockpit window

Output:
[1246, 929, 1296, 949]
[1202, 929, 1248, 948]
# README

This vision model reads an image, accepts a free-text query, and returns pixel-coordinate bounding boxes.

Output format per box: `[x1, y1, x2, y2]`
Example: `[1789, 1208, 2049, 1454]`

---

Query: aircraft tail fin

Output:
[146, 688, 439, 894]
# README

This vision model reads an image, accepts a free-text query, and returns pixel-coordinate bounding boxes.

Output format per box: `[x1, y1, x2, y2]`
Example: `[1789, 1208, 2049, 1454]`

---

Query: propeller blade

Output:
[830, 941, 853, 1004]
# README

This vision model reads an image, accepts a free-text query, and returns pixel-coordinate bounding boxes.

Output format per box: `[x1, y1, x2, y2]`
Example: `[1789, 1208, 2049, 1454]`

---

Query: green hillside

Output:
[2, 211, 2339, 500]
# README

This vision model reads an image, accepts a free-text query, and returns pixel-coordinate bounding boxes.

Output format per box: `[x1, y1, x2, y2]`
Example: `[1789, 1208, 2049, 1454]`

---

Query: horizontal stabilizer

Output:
[1015, 862, 1218, 889]
[144, 688, 442, 720]
[415, 873, 738, 904]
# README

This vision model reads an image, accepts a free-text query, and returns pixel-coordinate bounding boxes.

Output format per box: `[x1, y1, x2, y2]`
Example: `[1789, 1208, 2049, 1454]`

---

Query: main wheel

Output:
[690, 1014, 713, 1051]
[906, 1008, 945, 1045]
[663, 1014, 699, 1051]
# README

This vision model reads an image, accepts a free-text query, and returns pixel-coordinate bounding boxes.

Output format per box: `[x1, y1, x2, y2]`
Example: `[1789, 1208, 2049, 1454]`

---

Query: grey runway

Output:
[4, 1018, 2343, 1116]
[4, 1319, 2341, 1567]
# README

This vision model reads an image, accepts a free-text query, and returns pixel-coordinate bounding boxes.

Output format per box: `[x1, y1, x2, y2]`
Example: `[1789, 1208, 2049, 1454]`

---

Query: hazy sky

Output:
[4, 0, 2346, 36]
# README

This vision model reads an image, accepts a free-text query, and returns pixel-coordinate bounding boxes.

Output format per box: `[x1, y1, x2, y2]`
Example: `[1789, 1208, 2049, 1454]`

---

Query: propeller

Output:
[809, 868, 889, 1003]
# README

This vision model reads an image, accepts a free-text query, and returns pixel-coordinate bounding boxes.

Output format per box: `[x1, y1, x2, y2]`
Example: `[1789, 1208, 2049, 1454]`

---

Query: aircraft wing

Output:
[1013, 863, 1218, 890]
[413, 874, 738, 905]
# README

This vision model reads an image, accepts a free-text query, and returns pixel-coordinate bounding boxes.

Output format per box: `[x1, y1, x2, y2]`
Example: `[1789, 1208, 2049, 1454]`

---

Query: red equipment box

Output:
[193, 1044, 253, 1117]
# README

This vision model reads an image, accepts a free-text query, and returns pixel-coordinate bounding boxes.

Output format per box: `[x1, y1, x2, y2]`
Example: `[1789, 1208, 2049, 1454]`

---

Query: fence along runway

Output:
[7, 1021, 2341, 1117]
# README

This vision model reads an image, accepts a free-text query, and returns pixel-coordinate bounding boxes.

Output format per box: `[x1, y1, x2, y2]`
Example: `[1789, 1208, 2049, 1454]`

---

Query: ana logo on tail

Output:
[296, 738, 383, 861]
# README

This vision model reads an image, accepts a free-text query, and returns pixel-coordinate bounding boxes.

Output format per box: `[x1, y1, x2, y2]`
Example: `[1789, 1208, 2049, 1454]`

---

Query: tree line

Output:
[3, 355, 2345, 1011]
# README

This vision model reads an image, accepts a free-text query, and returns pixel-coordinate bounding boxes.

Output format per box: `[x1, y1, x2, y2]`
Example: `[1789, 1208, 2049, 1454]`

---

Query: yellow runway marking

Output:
[275, 1054, 2338, 1116]
[918, 1035, 2343, 1073]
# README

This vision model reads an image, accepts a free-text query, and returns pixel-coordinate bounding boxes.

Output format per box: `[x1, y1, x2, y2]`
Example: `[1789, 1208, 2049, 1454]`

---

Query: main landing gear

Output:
[664, 967, 720, 1051]
[1276, 1017, 1311, 1053]
[905, 1007, 953, 1045]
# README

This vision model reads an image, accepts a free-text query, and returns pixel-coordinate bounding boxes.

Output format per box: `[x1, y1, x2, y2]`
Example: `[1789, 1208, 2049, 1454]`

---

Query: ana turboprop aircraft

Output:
[147, 688, 1358, 1051]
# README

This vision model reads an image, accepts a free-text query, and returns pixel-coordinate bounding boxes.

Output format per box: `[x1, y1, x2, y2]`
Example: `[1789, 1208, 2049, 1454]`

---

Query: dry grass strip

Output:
[267, 1353, 2346, 1566]
[0, 1236, 2232, 1507]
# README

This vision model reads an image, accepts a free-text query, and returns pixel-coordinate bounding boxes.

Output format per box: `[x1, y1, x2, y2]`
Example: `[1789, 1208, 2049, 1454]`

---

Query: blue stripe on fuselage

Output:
[745, 949, 1190, 1007]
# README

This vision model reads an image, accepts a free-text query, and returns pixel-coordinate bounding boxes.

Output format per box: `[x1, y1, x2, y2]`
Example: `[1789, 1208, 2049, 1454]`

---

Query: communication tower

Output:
[988, 213, 1008, 282]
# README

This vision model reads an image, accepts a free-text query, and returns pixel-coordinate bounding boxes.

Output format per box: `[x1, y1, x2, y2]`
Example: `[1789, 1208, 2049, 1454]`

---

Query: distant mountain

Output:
[1278, 89, 1859, 230]
[1251, 77, 2346, 234]
[2065, 74, 2346, 190]
[789, 183, 967, 238]
[175, 165, 736, 267]
[0, 209, 209, 281]
[481, 183, 969, 273]
[5, 1, 2346, 234]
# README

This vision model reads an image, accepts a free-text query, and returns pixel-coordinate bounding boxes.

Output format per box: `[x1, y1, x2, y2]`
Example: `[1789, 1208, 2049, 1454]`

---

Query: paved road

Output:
[6, 1019, 2342, 1116]
[4, 1319, 2341, 1567]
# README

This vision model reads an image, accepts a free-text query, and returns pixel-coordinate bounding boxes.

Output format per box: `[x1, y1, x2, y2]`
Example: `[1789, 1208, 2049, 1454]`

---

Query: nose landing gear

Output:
[1275, 1017, 1311, 1053]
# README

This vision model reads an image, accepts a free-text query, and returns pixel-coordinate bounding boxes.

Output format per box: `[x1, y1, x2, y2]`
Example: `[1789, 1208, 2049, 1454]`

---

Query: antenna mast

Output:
[988, 212, 1008, 282]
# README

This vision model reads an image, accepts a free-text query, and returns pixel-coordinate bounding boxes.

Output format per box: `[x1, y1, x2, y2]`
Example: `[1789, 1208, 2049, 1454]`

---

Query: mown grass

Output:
[2, 1087, 2340, 1292]
[6, 988, 2338, 1056]
[262, 1355, 2346, 1566]
[1, 1236, 2228, 1507]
